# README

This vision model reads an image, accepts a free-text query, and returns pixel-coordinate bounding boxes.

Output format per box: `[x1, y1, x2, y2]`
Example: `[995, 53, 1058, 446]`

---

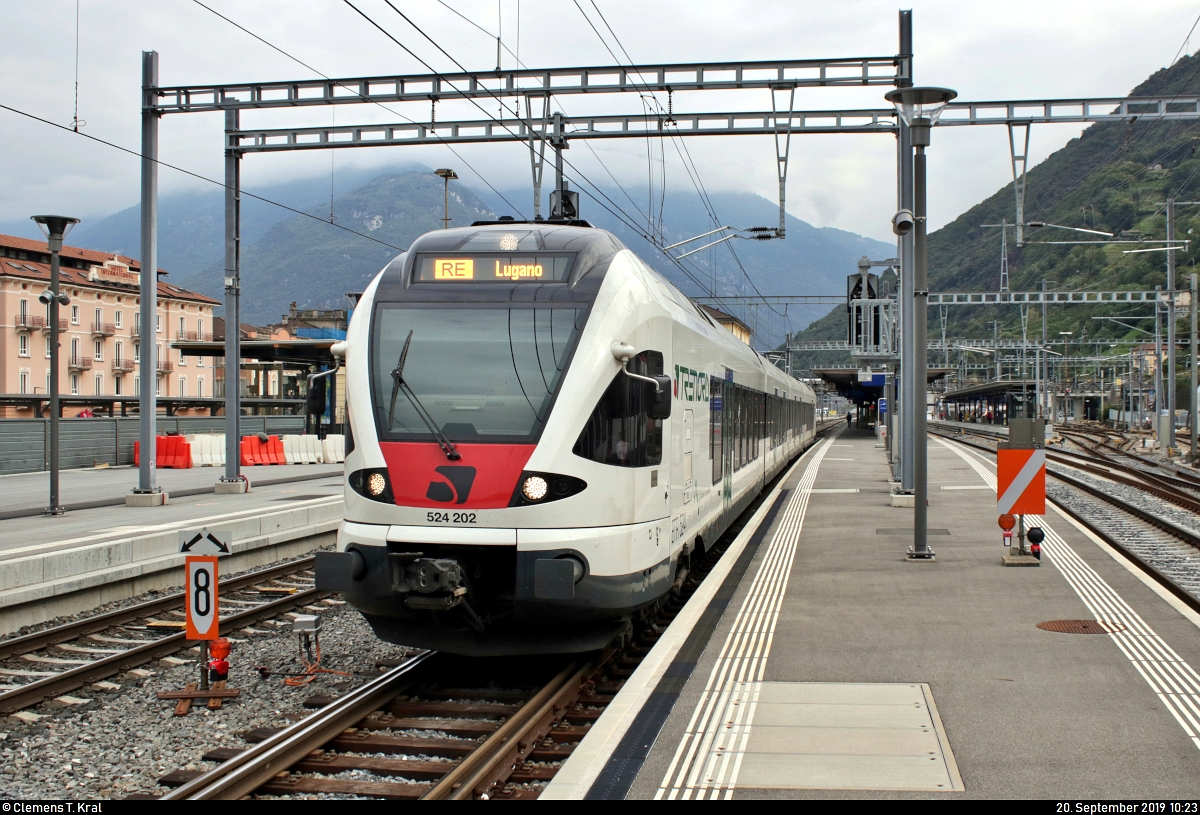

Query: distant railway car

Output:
[316, 221, 818, 655]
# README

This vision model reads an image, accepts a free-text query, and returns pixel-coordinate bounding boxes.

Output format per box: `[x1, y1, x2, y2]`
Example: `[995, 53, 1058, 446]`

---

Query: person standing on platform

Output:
[847, 412, 853, 429]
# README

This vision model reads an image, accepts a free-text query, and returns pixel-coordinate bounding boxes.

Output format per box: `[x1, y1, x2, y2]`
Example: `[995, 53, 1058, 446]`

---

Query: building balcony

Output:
[112, 358, 136, 373]
[14, 314, 44, 331]
[156, 360, 174, 373]
[91, 322, 117, 337]
[40, 319, 67, 333]
[175, 330, 214, 342]
[67, 356, 93, 371]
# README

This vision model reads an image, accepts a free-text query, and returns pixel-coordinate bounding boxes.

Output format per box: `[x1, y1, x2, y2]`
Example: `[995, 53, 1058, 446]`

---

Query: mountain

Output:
[62, 164, 423, 280]
[48, 164, 893, 342]
[790, 51, 1200, 374]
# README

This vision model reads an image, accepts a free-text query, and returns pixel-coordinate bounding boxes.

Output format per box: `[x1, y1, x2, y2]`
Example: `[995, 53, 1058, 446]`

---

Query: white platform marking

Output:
[935, 436, 1200, 752]
[656, 437, 834, 799]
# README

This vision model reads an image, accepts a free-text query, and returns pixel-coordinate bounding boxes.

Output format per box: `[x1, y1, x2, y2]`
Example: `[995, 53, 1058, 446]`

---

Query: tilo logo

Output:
[425, 466, 477, 504]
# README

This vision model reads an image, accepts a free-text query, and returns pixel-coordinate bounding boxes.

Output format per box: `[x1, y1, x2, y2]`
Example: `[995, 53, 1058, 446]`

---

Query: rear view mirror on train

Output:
[648, 375, 673, 420]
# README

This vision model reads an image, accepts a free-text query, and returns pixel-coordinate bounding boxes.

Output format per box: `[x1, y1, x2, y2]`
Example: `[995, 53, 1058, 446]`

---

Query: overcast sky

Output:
[2, 0, 1199, 243]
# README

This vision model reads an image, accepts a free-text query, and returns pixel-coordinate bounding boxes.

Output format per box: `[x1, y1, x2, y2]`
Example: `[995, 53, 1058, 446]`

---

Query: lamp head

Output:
[434, 168, 458, 180]
[30, 215, 80, 252]
[885, 87, 957, 146]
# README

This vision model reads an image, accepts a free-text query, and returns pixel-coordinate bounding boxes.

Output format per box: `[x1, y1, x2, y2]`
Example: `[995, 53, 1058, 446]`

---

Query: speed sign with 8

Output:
[185, 556, 219, 640]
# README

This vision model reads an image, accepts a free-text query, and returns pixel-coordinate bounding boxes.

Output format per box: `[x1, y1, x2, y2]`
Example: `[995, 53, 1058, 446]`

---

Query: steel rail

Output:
[161, 650, 434, 800]
[0, 580, 324, 714]
[0, 556, 317, 660]
[422, 659, 597, 800]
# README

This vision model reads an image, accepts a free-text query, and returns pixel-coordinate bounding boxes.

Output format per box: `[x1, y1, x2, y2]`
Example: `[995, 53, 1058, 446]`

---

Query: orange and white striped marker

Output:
[997, 448, 1046, 515]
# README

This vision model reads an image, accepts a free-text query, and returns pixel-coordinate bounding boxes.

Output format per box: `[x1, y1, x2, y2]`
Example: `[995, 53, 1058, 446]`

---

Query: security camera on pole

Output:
[884, 86, 957, 562]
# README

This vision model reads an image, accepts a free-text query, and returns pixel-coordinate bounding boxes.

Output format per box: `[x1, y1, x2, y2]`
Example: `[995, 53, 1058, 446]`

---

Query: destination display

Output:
[413, 254, 574, 283]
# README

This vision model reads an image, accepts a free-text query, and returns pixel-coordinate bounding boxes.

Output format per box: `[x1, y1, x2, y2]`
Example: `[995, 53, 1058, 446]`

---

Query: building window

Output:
[19, 370, 28, 395]
[94, 307, 102, 328]
[115, 310, 122, 328]
[155, 377, 161, 397]
[197, 318, 204, 337]
[134, 343, 140, 363]
[70, 305, 79, 324]
[94, 373, 103, 395]
[46, 371, 51, 393]
[115, 375, 122, 396]
[18, 333, 28, 357]
[71, 374, 79, 395]
[156, 314, 162, 333]
[44, 336, 51, 358]
[18, 299, 27, 318]
[134, 312, 140, 335]
[115, 341, 124, 362]
[179, 347, 186, 366]
[179, 376, 186, 397]
[179, 316, 185, 337]
[197, 377, 205, 398]
[93, 339, 103, 361]
[71, 338, 80, 360]
[134, 377, 140, 396]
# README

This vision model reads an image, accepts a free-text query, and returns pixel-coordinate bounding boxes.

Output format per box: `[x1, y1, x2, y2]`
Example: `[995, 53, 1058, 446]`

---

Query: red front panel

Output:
[380, 442, 536, 509]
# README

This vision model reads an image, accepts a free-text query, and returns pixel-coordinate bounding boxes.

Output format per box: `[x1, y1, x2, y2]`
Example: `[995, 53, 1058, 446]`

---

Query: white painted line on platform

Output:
[809, 488, 860, 494]
[657, 437, 835, 800]
[939, 485, 991, 490]
[539, 439, 828, 801]
[824, 458, 857, 461]
[935, 435, 1200, 754]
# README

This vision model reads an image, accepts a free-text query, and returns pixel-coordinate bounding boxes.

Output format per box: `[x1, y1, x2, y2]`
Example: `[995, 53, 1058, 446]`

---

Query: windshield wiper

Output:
[388, 330, 461, 460]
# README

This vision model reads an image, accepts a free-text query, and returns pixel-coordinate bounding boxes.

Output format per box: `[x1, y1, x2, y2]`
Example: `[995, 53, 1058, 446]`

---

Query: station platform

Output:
[0, 464, 344, 633]
[546, 426, 1200, 799]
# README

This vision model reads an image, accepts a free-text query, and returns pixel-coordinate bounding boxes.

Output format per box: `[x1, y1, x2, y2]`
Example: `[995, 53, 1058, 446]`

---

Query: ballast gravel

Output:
[0, 595, 410, 799]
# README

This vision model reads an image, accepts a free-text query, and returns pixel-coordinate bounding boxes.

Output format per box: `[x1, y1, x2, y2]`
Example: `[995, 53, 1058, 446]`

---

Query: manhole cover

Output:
[1036, 619, 1124, 634]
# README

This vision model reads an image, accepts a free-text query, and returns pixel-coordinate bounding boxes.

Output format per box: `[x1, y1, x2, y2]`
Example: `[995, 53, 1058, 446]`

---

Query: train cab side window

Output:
[573, 350, 664, 467]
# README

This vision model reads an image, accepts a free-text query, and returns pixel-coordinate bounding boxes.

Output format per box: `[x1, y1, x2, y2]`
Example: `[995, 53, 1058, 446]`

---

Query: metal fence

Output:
[0, 416, 305, 475]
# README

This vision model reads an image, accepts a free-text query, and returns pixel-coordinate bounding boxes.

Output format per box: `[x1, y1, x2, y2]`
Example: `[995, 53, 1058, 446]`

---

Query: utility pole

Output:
[1156, 284, 1164, 445]
[218, 108, 245, 494]
[896, 9, 914, 493]
[1192, 273, 1198, 463]
[1168, 199, 1177, 449]
[128, 50, 163, 507]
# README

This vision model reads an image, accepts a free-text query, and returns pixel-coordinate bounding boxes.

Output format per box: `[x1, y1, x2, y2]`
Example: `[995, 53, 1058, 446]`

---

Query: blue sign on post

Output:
[878, 397, 888, 417]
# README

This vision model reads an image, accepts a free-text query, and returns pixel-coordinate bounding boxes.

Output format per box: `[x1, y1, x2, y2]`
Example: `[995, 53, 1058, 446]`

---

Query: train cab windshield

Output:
[371, 306, 586, 443]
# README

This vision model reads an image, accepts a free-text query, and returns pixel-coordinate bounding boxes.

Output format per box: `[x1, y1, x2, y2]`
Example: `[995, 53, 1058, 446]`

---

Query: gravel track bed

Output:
[1048, 481, 1200, 597]
[0, 595, 410, 799]
[1049, 462, 1200, 538]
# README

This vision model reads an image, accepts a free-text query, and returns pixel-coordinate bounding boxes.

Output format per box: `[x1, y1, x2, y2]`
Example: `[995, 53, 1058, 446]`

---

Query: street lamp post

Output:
[435, 168, 458, 229]
[885, 86, 957, 562]
[31, 215, 80, 516]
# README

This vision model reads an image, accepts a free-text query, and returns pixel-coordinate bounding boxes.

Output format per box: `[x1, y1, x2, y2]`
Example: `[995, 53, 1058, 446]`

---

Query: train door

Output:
[683, 409, 693, 504]
[723, 386, 735, 508]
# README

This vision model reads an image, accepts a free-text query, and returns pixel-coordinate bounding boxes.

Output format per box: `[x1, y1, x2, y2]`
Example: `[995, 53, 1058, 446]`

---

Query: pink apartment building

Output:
[0, 233, 220, 418]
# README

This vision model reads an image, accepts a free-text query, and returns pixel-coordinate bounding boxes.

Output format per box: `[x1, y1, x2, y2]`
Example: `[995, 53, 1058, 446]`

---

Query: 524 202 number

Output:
[427, 512, 477, 524]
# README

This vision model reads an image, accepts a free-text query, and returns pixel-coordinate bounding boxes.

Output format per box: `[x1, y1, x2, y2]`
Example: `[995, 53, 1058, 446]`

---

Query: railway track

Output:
[0, 556, 326, 714]
[931, 426, 1200, 615]
[149, 423, 844, 801]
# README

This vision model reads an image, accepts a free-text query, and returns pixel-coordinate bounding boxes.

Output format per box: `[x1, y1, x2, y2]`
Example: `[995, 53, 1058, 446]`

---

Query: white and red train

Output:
[316, 221, 818, 655]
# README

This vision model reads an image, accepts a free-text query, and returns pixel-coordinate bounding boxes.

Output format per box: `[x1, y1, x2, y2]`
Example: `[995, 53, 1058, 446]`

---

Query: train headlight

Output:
[522, 476, 549, 502]
[349, 468, 394, 503]
[509, 471, 587, 507]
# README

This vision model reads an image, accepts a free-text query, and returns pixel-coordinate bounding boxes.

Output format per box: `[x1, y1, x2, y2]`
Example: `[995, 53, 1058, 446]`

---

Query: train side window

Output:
[572, 350, 664, 467]
[710, 376, 723, 485]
